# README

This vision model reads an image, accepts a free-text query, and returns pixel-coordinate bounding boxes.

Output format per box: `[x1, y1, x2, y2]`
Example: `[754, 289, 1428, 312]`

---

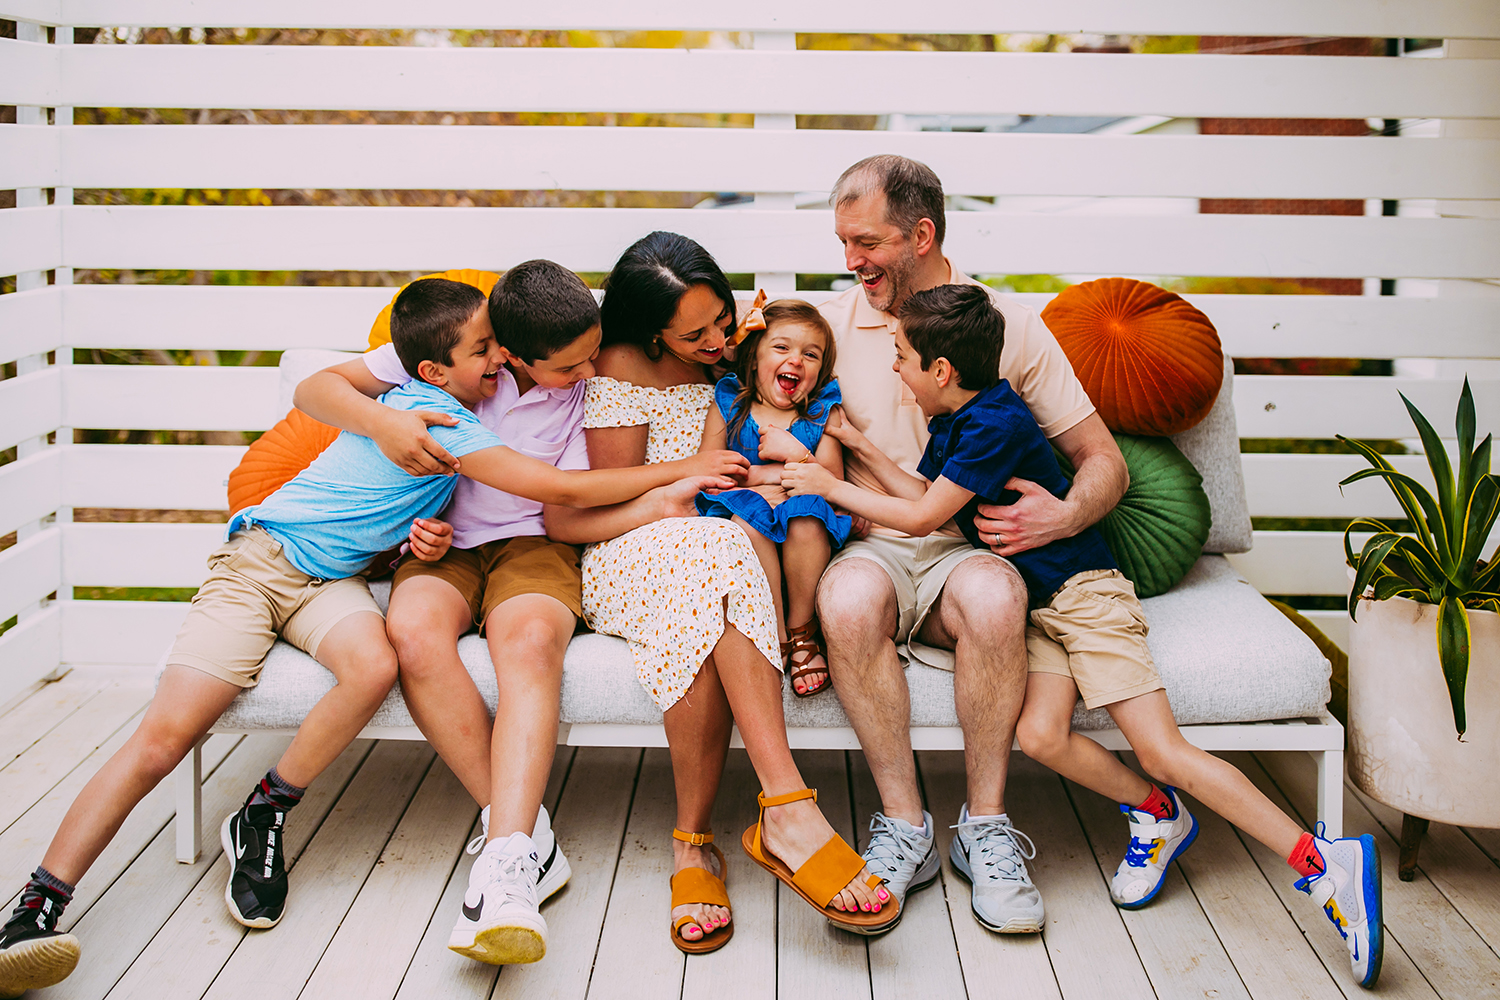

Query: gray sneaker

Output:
[949, 807, 1045, 933]
[850, 811, 940, 935]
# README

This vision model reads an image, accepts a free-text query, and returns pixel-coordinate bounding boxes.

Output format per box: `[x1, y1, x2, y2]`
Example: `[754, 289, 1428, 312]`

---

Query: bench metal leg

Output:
[174, 737, 205, 863]
[1314, 747, 1344, 839]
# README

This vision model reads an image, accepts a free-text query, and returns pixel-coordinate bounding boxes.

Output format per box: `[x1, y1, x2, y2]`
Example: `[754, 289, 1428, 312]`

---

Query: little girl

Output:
[696, 295, 849, 697]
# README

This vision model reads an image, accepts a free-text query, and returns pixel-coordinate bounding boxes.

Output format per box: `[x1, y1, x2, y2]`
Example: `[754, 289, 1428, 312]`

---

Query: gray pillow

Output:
[1171, 355, 1253, 554]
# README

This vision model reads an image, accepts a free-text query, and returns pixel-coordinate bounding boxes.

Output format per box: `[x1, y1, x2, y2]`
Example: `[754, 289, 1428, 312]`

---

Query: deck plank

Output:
[491, 746, 642, 1000]
[0, 674, 101, 771]
[200, 741, 436, 1000]
[390, 745, 574, 1000]
[102, 739, 373, 1000]
[1249, 751, 1497, 999]
[916, 750, 1060, 1000]
[302, 758, 477, 1000]
[852, 750, 967, 1000]
[1464, 827, 1500, 870]
[588, 747, 686, 1000]
[1069, 774, 1252, 1000]
[0, 679, 153, 834]
[775, 750, 872, 1000]
[679, 749, 777, 1000]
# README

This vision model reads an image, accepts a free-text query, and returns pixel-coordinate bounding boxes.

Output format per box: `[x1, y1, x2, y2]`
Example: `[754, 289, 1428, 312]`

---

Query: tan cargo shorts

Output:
[1026, 568, 1163, 709]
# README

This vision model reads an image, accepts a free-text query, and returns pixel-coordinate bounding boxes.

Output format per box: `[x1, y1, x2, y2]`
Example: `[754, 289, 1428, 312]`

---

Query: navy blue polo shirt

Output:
[916, 379, 1117, 606]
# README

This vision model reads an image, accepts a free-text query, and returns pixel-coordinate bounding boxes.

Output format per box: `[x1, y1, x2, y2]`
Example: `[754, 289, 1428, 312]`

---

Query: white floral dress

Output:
[581, 376, 782, 710]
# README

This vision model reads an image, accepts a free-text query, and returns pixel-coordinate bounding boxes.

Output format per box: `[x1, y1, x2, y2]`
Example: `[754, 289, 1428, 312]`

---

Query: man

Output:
[814, 155, 1128, 933]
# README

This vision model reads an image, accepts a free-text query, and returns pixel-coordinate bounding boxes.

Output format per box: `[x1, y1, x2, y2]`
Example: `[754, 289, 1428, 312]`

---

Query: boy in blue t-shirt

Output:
[0, 279, 747, 996]
[784, 283, 1384, 990]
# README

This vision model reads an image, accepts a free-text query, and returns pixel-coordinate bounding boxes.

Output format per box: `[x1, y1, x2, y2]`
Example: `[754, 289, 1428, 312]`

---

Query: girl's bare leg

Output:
[731, 516, 786, 644]
[663, 655, 734, 941]
[781, 516, 831, 693]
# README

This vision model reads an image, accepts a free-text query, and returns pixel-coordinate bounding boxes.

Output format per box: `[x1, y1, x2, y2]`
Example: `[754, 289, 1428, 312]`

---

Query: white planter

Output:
[1347, 594, 1500, 828]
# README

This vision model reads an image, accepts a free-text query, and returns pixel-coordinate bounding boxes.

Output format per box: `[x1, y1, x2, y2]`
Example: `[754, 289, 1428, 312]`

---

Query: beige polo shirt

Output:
[819, 260, 1094, 537]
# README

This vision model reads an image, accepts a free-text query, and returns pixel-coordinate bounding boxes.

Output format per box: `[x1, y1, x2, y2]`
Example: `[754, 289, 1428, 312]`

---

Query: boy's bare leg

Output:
[662, 655, 734, 942]
[483, 594, 572, 840]
[1016, 673, 1155, 805]
[781, 517, 831, 693]
[711, 620, 887, 915]
[39, 666, 242, 884]
[387, 577, 494, 803]
[274, 612, 399, 787]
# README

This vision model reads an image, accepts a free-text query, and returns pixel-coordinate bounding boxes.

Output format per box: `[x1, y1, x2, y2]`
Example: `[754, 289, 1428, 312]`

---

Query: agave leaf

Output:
[1457, 377, 1476, 467]
[1341, 468, 1449, 565]
[1403, 390, 1456, 511]
[1348, 532, 1405, 619]
[1391, 536, 1446, 588]
[1475, 549, 1500, 592]
[1344, 516, 1398, 566]
[1466, 436, 1494, 517]
[1437, 595, 1472, 737]
[1458, 475, 1500, 581]
[1339, 435, 1435, 548]
[1371, 575, 1426, 602]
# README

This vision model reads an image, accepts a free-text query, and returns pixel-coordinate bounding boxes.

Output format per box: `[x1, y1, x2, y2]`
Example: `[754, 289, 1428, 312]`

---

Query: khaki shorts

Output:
[827, 532, 1008, 672]
[165, 527, 383, 689]
[391, 535, 584, 630]
[1027, 568, 1163, 710]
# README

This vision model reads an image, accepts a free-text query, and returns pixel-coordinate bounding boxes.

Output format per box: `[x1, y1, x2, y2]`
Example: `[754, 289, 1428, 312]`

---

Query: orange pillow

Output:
[1041, 278, 1223, 437]
[227, 408, 341, 515]
[367, 268, 501, 350]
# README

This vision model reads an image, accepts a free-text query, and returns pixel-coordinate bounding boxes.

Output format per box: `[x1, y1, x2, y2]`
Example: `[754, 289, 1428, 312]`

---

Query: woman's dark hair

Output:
[725, 299, 838, 446]
[599, 231, 737, 362]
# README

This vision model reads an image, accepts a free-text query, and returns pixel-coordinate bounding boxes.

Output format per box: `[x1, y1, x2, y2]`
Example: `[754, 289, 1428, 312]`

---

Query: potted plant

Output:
[1339, 379, 1499, 876]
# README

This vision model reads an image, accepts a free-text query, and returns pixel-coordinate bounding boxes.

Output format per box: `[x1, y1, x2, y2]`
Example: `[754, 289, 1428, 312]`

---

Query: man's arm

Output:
[461, 444, 747, 509]
[783, 460, 972, 538]
[973, 411, 1128, 556]
[293, 357, 460, 476]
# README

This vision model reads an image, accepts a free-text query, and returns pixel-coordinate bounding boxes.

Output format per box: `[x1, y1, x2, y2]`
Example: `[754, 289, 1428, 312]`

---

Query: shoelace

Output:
[471, 849, 541, 908]
[864, 813, 928, 877]
[951, 817, 1036, 881]
[466, 833, 486, 856]
[1122, 836, 1159, 868]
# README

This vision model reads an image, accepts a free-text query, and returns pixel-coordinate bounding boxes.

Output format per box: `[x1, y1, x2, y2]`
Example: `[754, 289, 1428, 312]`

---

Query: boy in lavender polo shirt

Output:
[295, 262, 733, 967]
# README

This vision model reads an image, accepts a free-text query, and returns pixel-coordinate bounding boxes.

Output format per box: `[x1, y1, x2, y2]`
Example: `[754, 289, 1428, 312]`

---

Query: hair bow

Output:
[729, 289, 768, 347]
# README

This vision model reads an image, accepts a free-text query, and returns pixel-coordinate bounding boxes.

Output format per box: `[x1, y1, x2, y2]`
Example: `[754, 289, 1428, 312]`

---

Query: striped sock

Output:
[247, 767, 305, 810]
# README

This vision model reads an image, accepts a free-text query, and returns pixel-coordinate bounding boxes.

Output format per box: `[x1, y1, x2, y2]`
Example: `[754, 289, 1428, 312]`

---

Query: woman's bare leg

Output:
[663, 654, 735, 941]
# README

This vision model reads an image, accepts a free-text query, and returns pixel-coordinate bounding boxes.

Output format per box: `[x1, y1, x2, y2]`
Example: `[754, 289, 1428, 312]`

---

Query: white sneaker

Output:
[1110, 786, 1199, 909]
[949, 806, 1045, 933]
[1296, 827, 1383, 989]
[448, 833, 548, 965]
[853, 811, 939, 935]
[467, 804, 572, 904]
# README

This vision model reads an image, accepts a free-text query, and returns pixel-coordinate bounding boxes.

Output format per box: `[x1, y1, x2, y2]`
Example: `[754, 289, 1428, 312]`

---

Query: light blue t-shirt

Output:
[228, 382, 503, 580]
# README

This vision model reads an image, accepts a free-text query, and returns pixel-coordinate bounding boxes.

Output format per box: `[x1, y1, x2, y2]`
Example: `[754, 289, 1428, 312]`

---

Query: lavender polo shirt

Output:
[364, 343, 589, 548]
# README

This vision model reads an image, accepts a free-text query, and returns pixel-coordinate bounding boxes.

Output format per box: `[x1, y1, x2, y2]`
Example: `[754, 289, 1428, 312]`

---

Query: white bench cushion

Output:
[204, 554, 1329, 734]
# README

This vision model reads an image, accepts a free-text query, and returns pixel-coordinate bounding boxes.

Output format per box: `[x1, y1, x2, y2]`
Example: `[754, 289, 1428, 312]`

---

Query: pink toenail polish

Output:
[878, 888, 889, 900]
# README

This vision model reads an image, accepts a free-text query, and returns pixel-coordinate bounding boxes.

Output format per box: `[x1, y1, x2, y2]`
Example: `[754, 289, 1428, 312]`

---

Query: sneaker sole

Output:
[220, 814, 282, 929]
[449, 917, 548, 966]
[948, 844, 1044, 934]
[1356, 834, 1384, 989]
[844, 849, 941, 937]
[0, 933, 81, 999]
[1113, 812, 1201, 911]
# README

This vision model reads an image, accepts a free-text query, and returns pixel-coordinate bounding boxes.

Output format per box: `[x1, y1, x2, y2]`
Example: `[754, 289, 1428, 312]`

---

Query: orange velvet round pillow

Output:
[1041, 278, 1223, 437]
[367, 268, 501, 351]
[227, 408, 341, 515]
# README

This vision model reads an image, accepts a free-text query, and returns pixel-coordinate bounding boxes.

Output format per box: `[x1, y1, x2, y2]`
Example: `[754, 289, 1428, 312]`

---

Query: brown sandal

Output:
[670, 829, 733, 954]
[781, 619, 830, 698]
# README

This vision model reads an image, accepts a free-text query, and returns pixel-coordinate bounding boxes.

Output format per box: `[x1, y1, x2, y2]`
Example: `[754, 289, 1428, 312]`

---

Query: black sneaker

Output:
[0, 886, 80, 999]
[220, 799, 289, 928]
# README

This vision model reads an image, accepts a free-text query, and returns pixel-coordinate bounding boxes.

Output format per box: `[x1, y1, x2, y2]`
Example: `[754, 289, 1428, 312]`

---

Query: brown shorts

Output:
[1026, 568, 1163, 710]
[165, 527, 383, 689]
[391, 535, 584, 629]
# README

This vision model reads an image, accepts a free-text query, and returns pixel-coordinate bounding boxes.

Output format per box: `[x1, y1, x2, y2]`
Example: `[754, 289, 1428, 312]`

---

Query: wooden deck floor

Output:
[4, 669, 1499, 1000]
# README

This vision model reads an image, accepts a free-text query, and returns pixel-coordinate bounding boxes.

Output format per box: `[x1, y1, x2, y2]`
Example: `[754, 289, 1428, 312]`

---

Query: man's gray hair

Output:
[830, 154, 946, 247]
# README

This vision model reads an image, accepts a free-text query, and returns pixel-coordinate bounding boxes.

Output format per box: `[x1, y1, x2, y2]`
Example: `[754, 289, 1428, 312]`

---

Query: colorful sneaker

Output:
[851, 811, 939, 935]
[220, 797, 289, 928]
[448, 833, 547, 965]
[0, 886, 79, 999]
[1111, 786, 1199, 909]
[949, 807, 1045, 933]
[1296, 826, 1383, 989]
[465, 804, 572, 905]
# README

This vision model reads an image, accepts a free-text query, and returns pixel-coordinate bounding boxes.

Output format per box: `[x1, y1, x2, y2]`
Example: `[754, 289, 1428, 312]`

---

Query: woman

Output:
[548, 232, 893, 951]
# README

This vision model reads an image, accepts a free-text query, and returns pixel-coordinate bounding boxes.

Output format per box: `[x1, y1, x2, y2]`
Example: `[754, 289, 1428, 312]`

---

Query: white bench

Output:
[170, 349, 1342, 862]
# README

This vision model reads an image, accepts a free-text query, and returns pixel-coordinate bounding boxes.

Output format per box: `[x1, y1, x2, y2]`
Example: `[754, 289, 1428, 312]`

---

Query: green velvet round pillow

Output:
[1058, 434, 1212, 598]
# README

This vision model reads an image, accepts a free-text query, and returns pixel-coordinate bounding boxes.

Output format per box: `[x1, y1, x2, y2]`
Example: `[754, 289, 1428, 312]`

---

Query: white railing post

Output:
[53, 24, 74, 619]
[752, 31, 797, 294]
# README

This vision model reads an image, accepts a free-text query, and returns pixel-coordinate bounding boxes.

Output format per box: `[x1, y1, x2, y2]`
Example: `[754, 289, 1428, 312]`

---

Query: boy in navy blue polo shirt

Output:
[784, 283, 1384, 990]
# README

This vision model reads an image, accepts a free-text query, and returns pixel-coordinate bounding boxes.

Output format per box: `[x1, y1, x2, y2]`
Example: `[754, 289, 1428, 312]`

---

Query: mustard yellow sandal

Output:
[670, 829, 733, 954]
[740, 789, 898, 933]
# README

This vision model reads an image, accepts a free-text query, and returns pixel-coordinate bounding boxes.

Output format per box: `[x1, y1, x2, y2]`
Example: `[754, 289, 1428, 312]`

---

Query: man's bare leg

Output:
[816, 558, 922, 826]
[662, 655, 734, 942]
[386, 577, 494, 804]
[914, 557, 1029, 817]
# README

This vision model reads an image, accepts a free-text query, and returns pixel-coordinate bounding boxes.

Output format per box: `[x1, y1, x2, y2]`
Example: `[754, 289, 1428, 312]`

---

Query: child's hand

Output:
[408, 517, 453, 562]
[688, 449, 751, 483]
[822, 412, 870, 457]
[758, 425, 810, 464]
[782, 458, 837, 497]
[659, 475, 730, 518]
[377, 409, 461, 477]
